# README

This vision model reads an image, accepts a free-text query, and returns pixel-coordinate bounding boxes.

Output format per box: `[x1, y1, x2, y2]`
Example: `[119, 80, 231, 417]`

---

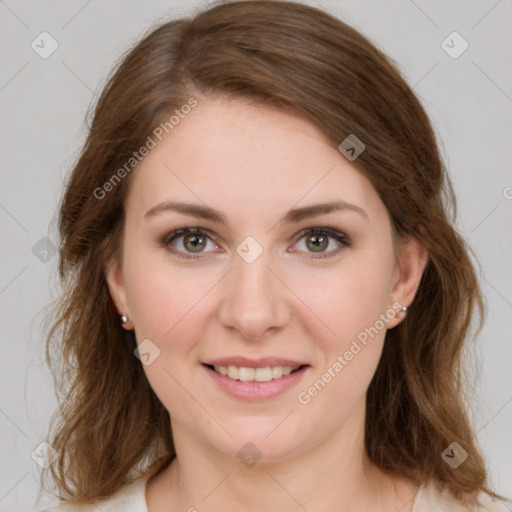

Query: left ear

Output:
[386, 236, 428, 328]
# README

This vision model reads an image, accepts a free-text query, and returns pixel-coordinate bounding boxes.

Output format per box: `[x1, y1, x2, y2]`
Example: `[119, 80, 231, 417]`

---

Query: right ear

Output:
[105, 256, 133, 330]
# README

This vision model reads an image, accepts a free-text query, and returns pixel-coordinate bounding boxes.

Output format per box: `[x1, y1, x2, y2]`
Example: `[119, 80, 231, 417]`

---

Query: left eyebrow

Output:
[280, 200, 368, 224]
[144, 199, 368, 225]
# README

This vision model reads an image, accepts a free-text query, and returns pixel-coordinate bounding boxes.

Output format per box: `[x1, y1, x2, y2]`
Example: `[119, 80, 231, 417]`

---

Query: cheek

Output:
[124, 240, 394, 352]
[295, 267, 392, 420]
[300, 253, 395, 407]
[303, 257, 394, 344]
[126, 270, 176, 340]
[123, 258, 215, 410]
[123, 241, 214, 341]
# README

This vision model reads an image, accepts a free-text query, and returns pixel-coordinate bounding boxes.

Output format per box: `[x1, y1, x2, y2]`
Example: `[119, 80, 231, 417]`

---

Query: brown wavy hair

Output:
[42, 0, 507, 506]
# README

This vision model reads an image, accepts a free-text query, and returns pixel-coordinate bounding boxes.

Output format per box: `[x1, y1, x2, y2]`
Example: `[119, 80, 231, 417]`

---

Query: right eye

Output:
[161, 227, 219, 259]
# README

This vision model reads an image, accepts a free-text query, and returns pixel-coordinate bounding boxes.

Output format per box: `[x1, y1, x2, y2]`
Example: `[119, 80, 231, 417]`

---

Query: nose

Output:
[217, 249, 291, 341]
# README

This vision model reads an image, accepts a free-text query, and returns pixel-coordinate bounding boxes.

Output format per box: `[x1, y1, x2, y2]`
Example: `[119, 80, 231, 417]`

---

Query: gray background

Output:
[1, 1, 511, 510]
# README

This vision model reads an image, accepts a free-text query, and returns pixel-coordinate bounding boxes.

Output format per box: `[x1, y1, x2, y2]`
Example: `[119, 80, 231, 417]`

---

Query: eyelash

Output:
[160, 226, 351, 260]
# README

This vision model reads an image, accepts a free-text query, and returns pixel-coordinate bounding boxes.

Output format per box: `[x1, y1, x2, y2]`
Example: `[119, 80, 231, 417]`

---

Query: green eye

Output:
[162, 226, 351, 260]
[294, 227, 351, 259]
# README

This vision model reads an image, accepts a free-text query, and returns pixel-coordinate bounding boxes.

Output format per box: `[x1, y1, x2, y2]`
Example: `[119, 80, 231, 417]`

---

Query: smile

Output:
[209, 364, 304, 382]
[202, 363, 310, 400]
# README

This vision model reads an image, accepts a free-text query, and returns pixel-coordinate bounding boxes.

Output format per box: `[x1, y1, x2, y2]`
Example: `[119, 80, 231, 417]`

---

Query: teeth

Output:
[254, 367, 273, 382]
[238, 366, 254, 381]
[213, 365, 301, 382]
[227, 365, 239, 379]
[272, 366, 284, 379]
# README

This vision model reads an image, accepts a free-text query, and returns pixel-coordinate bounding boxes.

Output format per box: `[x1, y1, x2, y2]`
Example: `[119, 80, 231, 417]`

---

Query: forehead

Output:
[125, 97, 385, 224]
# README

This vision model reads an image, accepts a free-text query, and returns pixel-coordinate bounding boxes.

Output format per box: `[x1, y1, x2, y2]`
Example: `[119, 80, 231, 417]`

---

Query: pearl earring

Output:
[121, 313, 128, 324]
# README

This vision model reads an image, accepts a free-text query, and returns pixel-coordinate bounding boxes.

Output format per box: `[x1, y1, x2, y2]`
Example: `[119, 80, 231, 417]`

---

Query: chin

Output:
[206, 418, 309, 465]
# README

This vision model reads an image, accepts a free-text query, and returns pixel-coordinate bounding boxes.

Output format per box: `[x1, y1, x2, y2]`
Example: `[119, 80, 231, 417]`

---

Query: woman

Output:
[37, 0, 509, 510]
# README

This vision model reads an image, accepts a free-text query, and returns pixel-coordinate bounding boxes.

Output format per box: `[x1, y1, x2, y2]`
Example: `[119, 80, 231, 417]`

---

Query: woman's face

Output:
[106, 96, 425, 463]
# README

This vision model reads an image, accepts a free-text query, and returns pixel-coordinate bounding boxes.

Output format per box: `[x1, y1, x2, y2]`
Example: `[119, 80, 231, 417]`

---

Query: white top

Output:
[35, 474, 507, 512]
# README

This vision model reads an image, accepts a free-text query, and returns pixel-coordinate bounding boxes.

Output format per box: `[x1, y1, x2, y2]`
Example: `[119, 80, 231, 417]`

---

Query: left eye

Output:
[161, 226, 350, 260]
[292, 227, 351, 259]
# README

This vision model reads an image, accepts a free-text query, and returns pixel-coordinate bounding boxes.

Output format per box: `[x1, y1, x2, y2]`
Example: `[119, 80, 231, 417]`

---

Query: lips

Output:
[201, 357, 311, 400]
[203, 356, 307, 368]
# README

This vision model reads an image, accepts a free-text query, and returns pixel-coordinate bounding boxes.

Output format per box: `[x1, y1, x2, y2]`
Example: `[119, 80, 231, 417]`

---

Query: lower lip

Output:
[203, 364, 310, 400]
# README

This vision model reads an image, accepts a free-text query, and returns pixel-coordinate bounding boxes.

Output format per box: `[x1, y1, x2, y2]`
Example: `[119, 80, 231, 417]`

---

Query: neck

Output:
[146, 401, 416, 512]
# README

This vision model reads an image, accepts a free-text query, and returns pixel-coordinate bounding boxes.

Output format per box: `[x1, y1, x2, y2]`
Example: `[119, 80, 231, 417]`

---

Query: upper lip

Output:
[203, 357, 308, 368]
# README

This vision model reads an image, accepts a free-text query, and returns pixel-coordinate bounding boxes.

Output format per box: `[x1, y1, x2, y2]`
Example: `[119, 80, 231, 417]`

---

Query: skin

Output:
[106, 96, 428, 512]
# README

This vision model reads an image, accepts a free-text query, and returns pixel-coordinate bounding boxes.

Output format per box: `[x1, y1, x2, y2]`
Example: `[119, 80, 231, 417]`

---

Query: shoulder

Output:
[413, 481, 510, 511]
[31, 475, 150, 512]
[33, 504, 97, 512]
